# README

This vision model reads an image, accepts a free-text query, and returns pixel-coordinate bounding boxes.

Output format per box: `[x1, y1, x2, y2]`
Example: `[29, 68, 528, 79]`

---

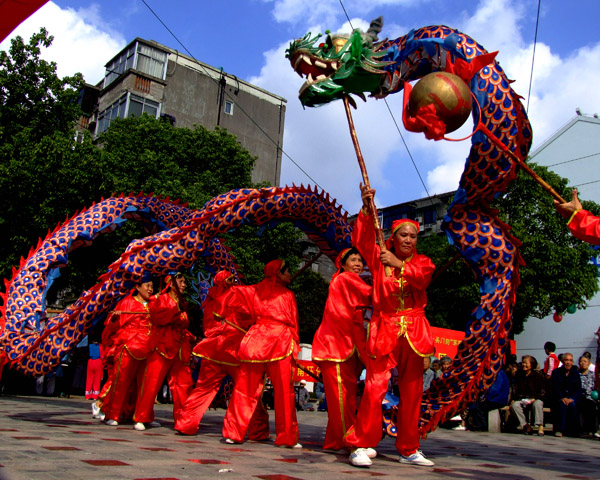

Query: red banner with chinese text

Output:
[294, 360, 321, 382]
[431, 326, 516, 360]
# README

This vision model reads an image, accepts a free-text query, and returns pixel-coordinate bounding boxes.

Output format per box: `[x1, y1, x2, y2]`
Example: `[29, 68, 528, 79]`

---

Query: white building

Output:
[515, 112, 600, 362]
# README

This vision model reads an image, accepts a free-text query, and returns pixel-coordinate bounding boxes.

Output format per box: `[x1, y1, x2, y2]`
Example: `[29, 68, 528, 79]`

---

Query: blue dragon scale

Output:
[287, 19, 532, 434]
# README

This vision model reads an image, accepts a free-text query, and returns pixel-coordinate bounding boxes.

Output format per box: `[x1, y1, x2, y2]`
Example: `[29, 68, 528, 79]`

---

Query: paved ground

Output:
[0, 395, 599, 480]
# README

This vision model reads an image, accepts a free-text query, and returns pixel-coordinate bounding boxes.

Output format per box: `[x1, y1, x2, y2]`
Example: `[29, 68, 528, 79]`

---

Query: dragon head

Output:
[286, 17, 393, 107]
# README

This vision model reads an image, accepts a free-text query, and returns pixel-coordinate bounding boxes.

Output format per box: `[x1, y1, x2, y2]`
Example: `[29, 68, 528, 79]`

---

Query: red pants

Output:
[104, 348, 145, 422]
[85, 358, 103, 399]
[134, 350, 193, 424]
[176, 359, 269, 437]
[344, 336, 423, 456]
[223, 355, 298, 446]
[318, 354, 362, 450]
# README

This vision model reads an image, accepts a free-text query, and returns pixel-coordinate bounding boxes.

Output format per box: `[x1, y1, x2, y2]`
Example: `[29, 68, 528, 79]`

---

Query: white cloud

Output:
[0, 1, 126, 85]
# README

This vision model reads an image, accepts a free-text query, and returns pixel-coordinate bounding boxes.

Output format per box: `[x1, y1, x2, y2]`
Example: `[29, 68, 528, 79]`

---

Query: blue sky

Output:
[2, 0, 600, 213]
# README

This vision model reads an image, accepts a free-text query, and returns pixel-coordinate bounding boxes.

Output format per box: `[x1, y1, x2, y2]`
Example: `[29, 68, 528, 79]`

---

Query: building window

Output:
[74, 131, 84, 143]
[96, 92, 161, 134]
[104, 42, 168, 88]
[129, 94, 160, 118]
[136, 43, 167, 79]
[224, 100, 234, 115]
[423, 208, 436, 225]
[97, 94, 127, 133]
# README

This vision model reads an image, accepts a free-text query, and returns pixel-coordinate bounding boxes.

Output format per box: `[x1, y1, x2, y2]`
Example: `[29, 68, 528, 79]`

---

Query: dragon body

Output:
[0, 186, 351, 376]
[287, 22, 532, 434]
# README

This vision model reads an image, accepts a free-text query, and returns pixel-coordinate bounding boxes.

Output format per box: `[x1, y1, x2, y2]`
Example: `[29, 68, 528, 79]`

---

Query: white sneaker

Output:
[292, 443, 302, 449]
[98, 412, 105, 421]
[91, 402, 100, 418]
[133, 422, 146, 431]
[105, 419, 118, 426]
[400, 450, 434, 467]
[452, 424, 466, 431]
[349, 448, 373, 467]
[224, 438, 236, 444]
[148, 421, 161, 428]
[364, 448, 377, 459]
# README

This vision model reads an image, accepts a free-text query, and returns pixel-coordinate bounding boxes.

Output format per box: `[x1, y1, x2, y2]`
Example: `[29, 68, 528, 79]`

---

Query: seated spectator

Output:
[578, 355, 597, 435]
[423, 357, 434, 392]
[505, 361, 519, 385]
[510, 355, 546, 435]
[551, 352, 582, 437]
[543, 342, 559, 378]
[295, 380, 311, 411]
[583, 351, 595, 374]
[465, 368, 510, 431]
[431, 358, 442, 379]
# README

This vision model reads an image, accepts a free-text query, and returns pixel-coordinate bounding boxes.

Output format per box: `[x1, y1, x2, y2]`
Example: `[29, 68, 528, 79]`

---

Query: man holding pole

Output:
[345, 185, 435, 468]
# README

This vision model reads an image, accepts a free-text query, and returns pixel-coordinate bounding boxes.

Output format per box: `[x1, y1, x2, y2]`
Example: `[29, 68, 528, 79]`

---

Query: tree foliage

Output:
[0, 29, 85, 281]
[420, 163, 600, 336]
[420, 233, 480, 331]
[494, 163, 599, 333]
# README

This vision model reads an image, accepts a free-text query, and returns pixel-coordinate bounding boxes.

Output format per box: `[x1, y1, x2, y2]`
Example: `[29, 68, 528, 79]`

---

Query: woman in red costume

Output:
[555, 189, 600, 245]
[175, 270, 269, 438]
[313, 247, 372, 452]
[101, 276, 154, 426]
[222, 259, 301, 448]
[132, 272, 194, 431]
[345, 185, 435, 468]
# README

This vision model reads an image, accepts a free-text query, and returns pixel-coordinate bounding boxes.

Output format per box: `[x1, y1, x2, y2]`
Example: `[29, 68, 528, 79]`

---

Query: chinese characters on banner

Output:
[431, 326, 516, 360]
[294, 360, 321, 382]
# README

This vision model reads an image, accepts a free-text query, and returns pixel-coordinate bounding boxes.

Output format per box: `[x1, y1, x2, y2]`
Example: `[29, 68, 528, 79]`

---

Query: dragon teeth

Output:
[316, 74, 327, 82]
[314, 60, 327, 69]
[302, 54, 313, 66]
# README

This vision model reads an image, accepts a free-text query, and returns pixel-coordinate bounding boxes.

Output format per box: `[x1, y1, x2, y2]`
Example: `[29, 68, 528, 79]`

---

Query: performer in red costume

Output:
[102, 276, 154, 426]
[313, 247, 372, 452]
[93, 300, 126, 420]
[222, 259, 301, 448]
[133, 272, 194, 431]
[555, 189, 600, 245]
[345, 185, 435, 468]
[175, 270, 269, 438]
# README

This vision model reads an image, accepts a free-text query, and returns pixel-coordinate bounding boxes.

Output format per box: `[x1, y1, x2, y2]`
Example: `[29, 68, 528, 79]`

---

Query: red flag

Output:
[1, 0, 49, 42]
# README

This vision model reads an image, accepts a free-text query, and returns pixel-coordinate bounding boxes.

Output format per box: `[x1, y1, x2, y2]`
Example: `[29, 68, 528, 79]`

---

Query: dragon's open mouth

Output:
[289, 50, 339, 95]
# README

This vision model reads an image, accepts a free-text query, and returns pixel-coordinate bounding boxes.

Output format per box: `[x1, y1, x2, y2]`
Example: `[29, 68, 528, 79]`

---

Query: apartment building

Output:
[79, 38, 286, 186]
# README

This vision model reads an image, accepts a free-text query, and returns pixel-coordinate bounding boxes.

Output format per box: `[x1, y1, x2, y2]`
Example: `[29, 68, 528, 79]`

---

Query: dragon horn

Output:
[365, 16, 384, 45]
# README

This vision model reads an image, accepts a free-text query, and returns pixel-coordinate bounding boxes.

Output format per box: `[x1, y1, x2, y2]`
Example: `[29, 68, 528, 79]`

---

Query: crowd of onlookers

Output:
[421, 340, 598, 437]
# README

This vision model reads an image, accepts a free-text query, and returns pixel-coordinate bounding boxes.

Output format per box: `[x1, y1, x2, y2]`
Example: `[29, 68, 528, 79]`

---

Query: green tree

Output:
[0, 29, 86, 281]
[420, 233, 480, 330]
[495, 163, 599, 333]
[421, 163, 600, 335]
[96, 115, 256, 209]
[0, 28, 84, 143]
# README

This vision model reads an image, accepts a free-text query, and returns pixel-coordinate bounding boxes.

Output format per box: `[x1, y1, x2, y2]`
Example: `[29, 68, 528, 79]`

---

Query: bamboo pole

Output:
[343, 96, 392, 276]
